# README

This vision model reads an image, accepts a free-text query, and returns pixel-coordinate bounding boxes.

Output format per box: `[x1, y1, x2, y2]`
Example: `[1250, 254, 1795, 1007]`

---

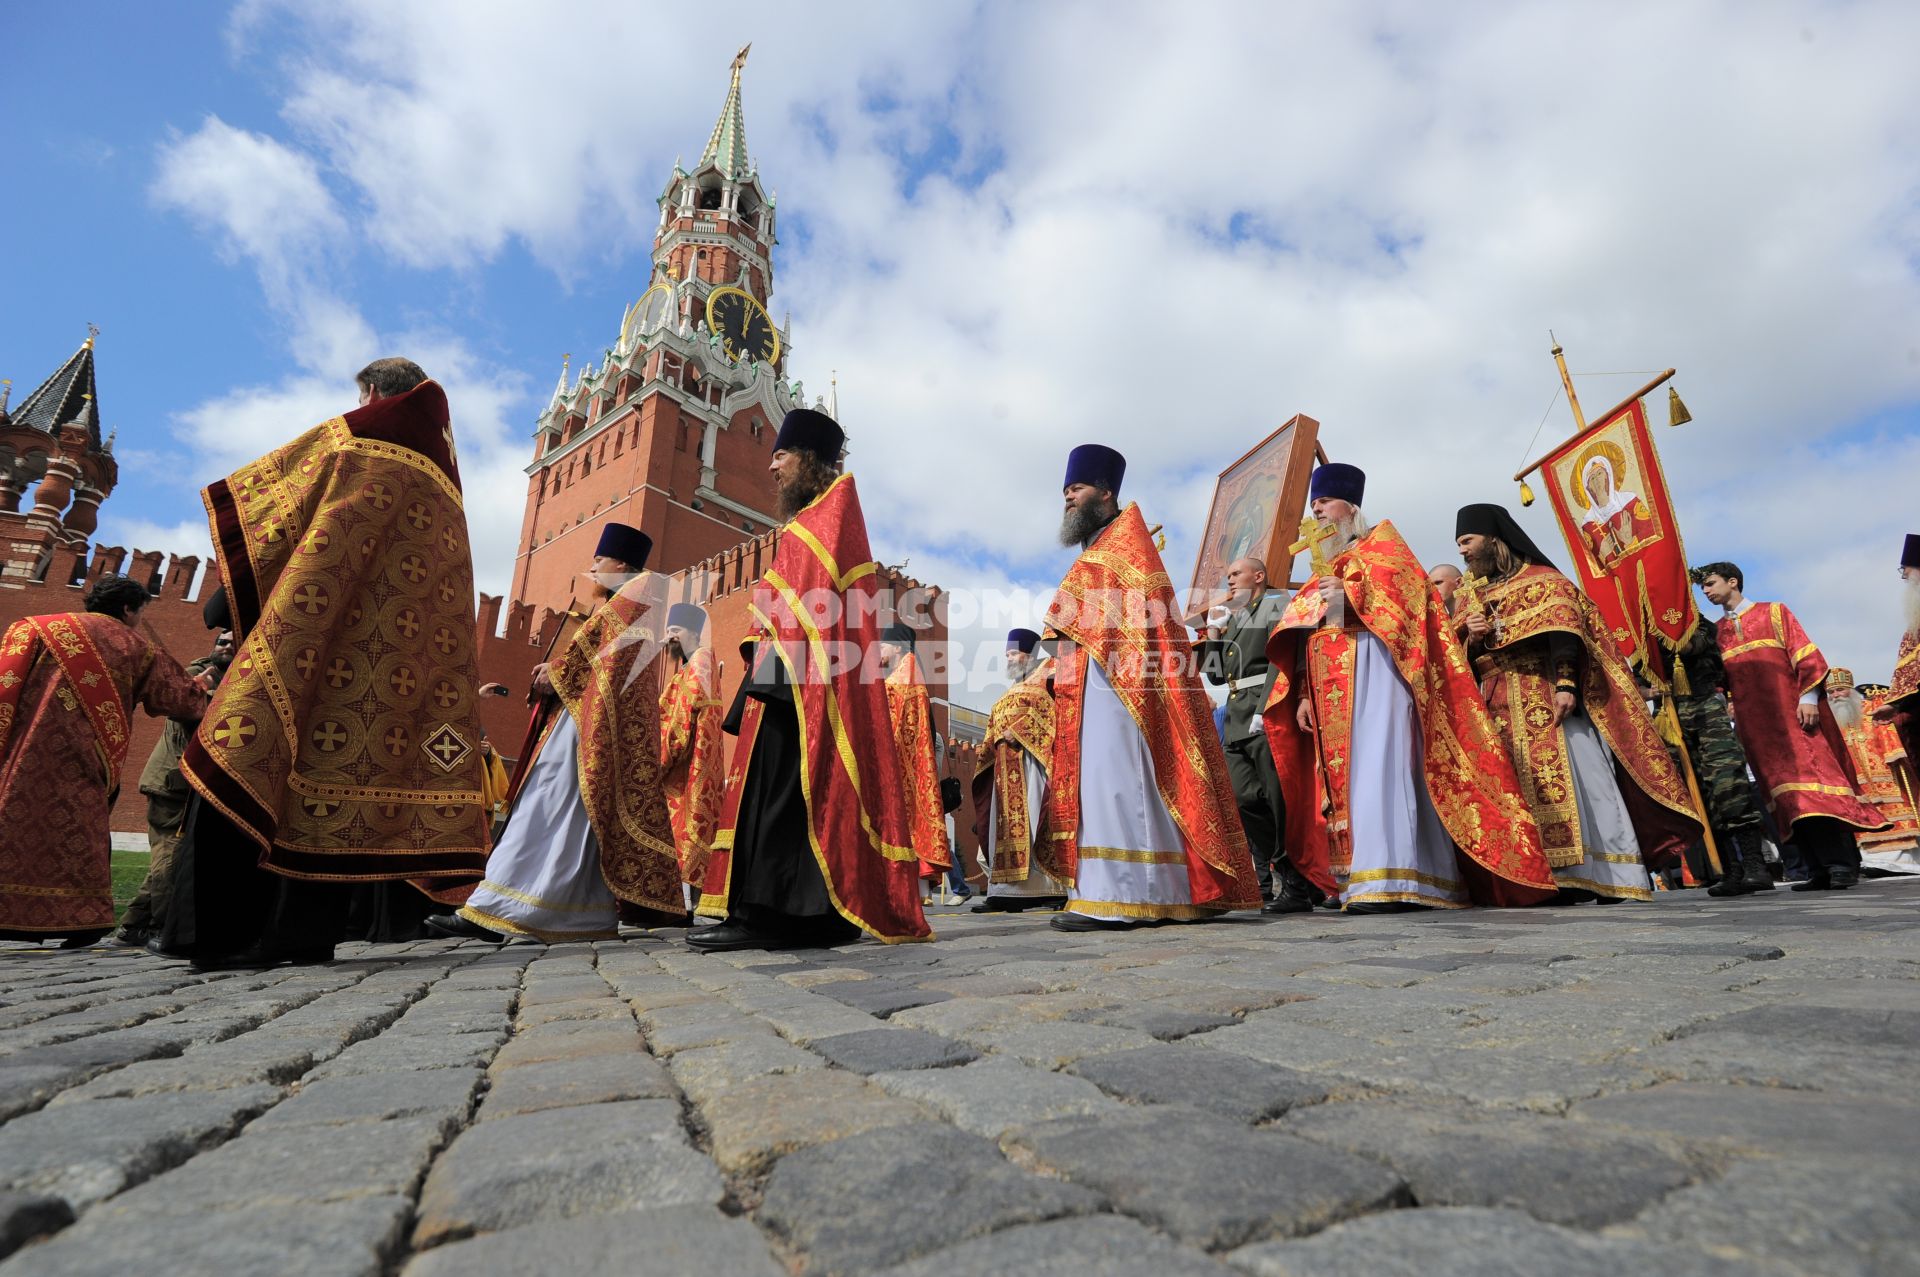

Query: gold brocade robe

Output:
[974, 667, 1059, 885]
[659, 645, 725, 885]
[1472, 564, 1700, 871]
[547, 574, 685, 916]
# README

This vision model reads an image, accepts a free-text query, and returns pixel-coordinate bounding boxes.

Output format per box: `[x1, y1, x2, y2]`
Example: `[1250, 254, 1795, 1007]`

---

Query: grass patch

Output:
[111, 849, 149, 921]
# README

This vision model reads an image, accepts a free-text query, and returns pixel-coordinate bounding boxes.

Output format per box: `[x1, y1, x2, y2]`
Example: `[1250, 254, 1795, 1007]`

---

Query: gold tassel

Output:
[1518, 479, 1536, 507]
[1655, 699, 1683, 749]
[1668, 386, 1691, 427]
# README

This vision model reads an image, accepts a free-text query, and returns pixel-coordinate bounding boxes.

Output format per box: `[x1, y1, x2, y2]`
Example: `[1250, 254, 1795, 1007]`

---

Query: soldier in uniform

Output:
[1196, 556, 1316, 912]
[1670, 610, 1774, 896]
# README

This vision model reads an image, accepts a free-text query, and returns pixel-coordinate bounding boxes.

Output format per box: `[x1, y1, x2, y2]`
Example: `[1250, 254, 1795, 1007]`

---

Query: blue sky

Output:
[5, 1, 1920, 705]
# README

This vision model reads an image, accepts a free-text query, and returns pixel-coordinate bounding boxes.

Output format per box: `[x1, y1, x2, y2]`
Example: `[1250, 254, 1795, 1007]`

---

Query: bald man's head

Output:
[1428, 563, 1463, 613]
[1225, 557, 1267, 604]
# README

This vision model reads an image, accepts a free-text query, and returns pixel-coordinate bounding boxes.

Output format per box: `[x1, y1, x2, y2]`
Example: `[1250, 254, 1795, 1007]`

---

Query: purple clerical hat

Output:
[1064, 444, 1125, 495]
[1309, 463, 1365, 507]
[594, 522, 652, 570]
[1006, 628, 1041, 654]
[1904, 533, 1920, 570]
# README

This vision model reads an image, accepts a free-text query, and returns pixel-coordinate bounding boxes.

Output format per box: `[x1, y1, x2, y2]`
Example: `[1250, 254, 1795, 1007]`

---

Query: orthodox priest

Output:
[1261, 466, 1557, 913]
[660, 602, 726, 899]
[1456, 504, 1701, 901]
[0, 577, 210, 945]
[972, 628, 1068, 912]
[881, 620, 952, 892]
[172, 360, 492, 968]
[1830, 669, 1920, 873]
[1695, 561, 1885, 889]
[1877, 534, 1920, 806]
[429, 524, 683, 941]
[691, 409, 927, 950]
[1043, 444, 1261, 930]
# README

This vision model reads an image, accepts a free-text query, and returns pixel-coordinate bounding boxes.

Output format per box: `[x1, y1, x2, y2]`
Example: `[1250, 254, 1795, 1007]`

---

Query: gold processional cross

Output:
[1289, 517, 1338, 576]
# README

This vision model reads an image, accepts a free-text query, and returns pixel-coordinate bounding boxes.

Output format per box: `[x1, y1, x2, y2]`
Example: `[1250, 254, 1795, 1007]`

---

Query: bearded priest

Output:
[972, 628, 1068, 913]
[1456, 504, 1701, 901]
[1877, 534, 1920, 811]
[1042, 444, 1261, 931]
[1261, 466, 1556, 913]
[660, 603, 726, 900]
[1695, 561, 1885, 890]
[691, 410, 928, 950]
[430, 524, 684, 942]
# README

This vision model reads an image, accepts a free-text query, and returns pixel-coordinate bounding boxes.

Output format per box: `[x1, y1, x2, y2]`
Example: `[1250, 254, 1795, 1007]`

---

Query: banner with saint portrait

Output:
[1536, 397, 1698, 668]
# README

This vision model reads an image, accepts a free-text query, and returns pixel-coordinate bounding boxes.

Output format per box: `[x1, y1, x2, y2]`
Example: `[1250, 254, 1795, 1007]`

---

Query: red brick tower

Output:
[509, 47, 814, 616]
[0, 329, 120, 583]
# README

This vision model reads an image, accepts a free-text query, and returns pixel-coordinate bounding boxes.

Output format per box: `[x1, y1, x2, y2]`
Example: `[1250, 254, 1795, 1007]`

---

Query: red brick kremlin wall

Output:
[5, 536, 983, 883]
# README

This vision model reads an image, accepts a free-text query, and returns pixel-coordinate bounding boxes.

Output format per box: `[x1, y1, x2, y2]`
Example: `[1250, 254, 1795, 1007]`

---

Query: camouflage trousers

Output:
[1672, 692, 1763, 838]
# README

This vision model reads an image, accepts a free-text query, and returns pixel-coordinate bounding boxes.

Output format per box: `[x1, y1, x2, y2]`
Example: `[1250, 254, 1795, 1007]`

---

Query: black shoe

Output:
[1552, 887, 1600, 905]
[1828, 867, 1859, 890]
[1261, 893, 1315, 915]
[1790, 875, 1834, 892]
[423, 913, 508, 943]
[686, 921, 793, 952]
[1048, 912, 1140, 932]
[144, 937, 189, 960]
[1344, 901, 1427, 915]
[105, 927, 151, 948]
[191, 944, 334, 971]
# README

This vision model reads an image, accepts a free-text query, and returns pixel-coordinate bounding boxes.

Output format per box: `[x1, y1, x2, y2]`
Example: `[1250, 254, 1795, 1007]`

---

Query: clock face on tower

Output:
[620, 283, 673, 349]
[705, 286, 780, 365]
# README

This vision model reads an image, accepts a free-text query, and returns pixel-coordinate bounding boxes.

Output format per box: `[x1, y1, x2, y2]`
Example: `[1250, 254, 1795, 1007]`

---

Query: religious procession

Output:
[3, 343, 1916, 965]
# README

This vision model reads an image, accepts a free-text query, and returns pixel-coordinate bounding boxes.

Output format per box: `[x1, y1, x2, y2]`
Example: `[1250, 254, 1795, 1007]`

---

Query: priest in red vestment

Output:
[692, 409, 927, 949]
[0, 577, 209, 945]
[1831, 671, 1920, 872]
[660, 602, 726, 893]
[173, 359, 492, 968]
[972, 629, 1068, 912]
[1458, 505, 1701, 901]
[1262, 467, 1557, 913]
[1042, 444, 1261, 931]
[1694, 561, 1885, 890]
[1877, 534, 1920, 806]
[880, 621, 952, 893]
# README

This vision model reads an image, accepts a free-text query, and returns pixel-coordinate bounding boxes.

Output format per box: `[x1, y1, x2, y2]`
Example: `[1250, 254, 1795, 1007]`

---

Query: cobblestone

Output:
[0, 884, 1913, 1273]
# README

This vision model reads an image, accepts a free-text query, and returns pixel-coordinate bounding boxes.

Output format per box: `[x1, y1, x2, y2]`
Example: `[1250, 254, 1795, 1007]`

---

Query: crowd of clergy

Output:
[3, 356, 1917, 965]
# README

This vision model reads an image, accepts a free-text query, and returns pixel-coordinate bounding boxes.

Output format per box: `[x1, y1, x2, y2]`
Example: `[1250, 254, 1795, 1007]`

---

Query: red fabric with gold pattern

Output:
[1844, 689, 1920, 851]
[181, 380, 490, 888]
[1476, 564, 1702, 868]
[659, 644, 725, 886]
[1263, 522, 1556, 901]
[971, 671, 1060, 885]
[1716, 601, 1886, 833]
[886, 652, 952, 875]
[549, 574, 684, 915]
[1890, 629, 1920, 707]
[697, 474, 928, 941]
[1042, 504, 1259, 910]
[0, 614, 206, 935]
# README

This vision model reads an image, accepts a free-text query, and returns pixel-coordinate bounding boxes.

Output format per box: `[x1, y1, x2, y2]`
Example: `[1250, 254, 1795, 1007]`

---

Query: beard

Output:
[666, 637, 685, 662]
[1059, 497, 1118, 547]
[1321, 516, 1360, 558]
[1904, 574, 1920, 637]
[1831, 688, 1865, 730]
[776, 456, 837, 521]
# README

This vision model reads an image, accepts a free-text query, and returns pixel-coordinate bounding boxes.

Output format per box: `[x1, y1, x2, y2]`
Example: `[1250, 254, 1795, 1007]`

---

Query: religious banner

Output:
[1187, 414, 1321, 613]
[1535, 397, 1697, 671]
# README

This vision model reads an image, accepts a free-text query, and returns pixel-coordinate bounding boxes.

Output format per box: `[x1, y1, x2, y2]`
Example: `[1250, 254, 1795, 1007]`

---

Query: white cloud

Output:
[147, 0, 1920, 701]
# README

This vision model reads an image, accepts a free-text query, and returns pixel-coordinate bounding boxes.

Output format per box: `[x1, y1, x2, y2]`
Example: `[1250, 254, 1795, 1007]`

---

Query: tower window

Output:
[698, 186, 723, 210]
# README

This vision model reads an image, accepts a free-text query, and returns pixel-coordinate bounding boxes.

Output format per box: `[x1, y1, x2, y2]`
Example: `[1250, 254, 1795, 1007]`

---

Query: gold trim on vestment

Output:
[467, 878, 618, 914]
[1076, 845, 1189, 865]
[457, 905, 616, 943]
[1064, 898, 1226, 921]
[1344, 867, 1462, 890]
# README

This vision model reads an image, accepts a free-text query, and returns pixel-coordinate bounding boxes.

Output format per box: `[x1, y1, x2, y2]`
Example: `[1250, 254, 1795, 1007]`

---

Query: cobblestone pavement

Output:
[2, 881, 1917, 1275]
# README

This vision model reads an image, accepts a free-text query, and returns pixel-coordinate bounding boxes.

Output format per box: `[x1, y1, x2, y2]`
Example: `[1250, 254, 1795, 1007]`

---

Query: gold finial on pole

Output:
[1549, 331, 1586, 433]
[731, 43, 751, 74]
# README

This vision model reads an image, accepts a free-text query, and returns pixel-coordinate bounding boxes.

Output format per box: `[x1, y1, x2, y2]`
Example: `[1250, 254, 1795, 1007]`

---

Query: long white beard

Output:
[1904, 575, 1920, 637]
[1831, 689, 1865, 730]
[1321, 510, 1369, 559]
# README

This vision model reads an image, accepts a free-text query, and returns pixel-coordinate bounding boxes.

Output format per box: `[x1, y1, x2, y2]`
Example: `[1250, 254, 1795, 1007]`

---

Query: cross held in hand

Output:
[1290, 516, 1338, 575]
